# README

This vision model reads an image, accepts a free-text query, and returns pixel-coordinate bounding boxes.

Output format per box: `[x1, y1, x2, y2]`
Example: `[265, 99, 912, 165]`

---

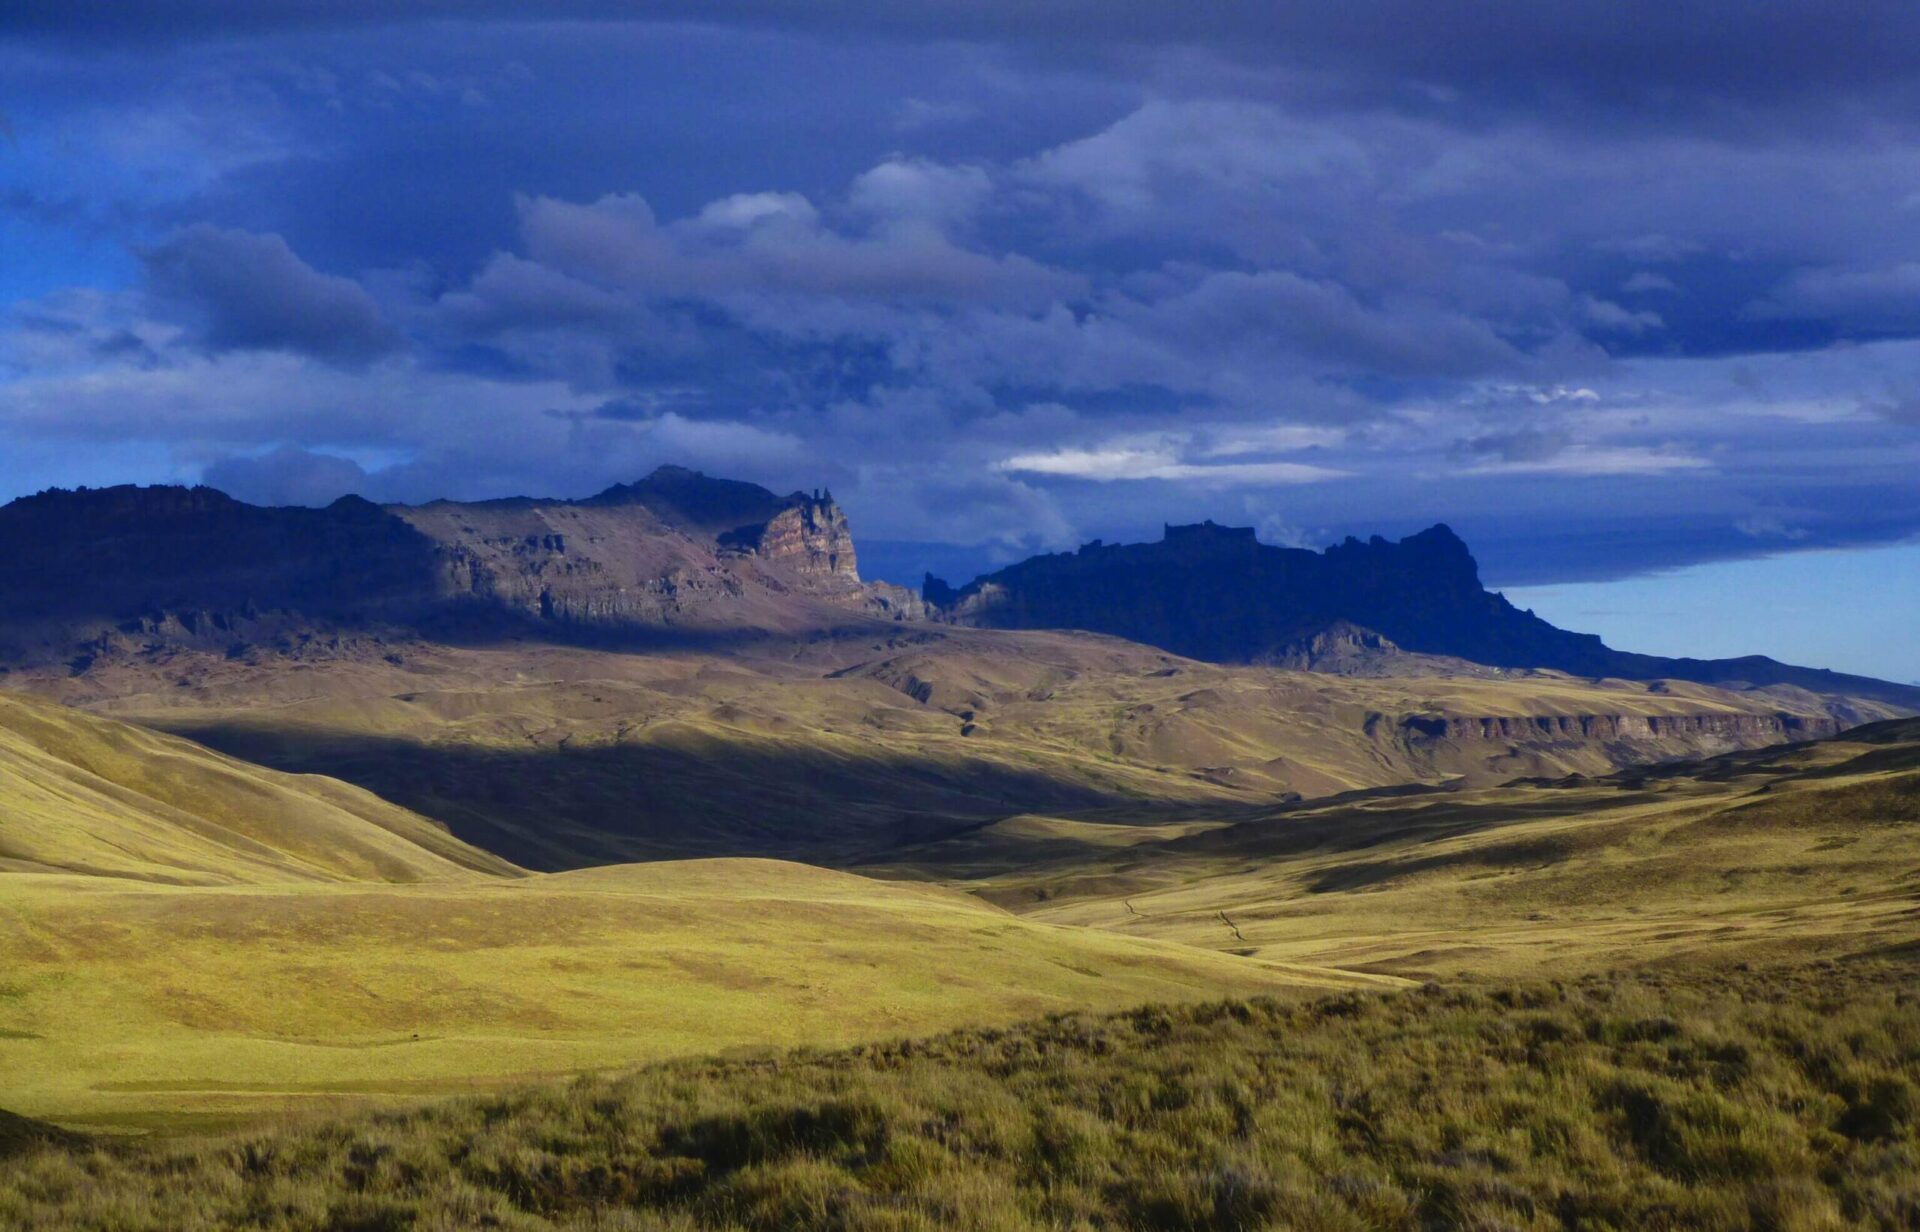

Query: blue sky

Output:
[1508, 541, 1920, 684]
[2, 3, 1918, 679]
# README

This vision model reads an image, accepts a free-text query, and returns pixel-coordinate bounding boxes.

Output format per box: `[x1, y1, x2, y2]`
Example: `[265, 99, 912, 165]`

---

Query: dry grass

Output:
[0, 690, 514, 884]
[968, 721, 1920, 981]
[4, 962, 1916, 1230]
[0, 859, 1373, 1129]
[23, 631, 1882, 869]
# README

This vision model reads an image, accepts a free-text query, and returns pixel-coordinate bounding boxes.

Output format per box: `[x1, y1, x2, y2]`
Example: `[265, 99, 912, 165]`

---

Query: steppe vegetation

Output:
[4, 963, 1916, 1230]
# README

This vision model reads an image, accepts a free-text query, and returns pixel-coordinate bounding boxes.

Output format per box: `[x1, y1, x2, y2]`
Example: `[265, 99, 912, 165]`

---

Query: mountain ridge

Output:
[1, 469, 1911, 712]
[0, 468, 918, 672]
[925, 519, 1920, 710]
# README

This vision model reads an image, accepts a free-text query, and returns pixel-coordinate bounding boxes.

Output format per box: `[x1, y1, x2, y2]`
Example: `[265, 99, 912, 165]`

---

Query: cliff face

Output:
[0, 468, 907, 668]
[723, 498, 859, 580]
[926, 521, 1920, 711]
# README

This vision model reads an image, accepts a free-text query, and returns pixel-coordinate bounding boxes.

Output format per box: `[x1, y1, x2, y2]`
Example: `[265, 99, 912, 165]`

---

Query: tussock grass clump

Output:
[4, 963, 1917, 1230]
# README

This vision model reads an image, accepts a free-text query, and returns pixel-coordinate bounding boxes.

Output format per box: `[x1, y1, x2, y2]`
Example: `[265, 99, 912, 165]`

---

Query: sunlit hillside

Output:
[0, 690, 515, 884]
[17, 630, 1895, 870]
[958, 718, 1920, 979]
[0, 694, 1371, 1129]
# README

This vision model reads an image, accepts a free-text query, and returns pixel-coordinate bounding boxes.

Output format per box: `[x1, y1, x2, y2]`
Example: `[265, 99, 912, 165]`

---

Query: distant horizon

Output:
[8, 461, 1911, 686]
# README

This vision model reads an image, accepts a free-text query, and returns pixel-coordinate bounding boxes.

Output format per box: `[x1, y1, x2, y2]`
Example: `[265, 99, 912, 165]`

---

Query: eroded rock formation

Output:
[0, 468, 911, 668]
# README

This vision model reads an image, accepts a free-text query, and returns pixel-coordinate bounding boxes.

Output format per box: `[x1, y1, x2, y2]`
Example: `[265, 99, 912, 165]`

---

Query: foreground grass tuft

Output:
[5, 963, 1917, 1230]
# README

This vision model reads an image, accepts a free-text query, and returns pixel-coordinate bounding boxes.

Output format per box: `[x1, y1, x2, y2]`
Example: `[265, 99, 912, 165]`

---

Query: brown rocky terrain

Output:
[0, 467, 918, 675]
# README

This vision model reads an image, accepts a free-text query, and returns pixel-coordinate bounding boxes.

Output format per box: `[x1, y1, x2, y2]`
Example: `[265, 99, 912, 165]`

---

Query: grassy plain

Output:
[4, 963, 1916, 1230]
[0, 859, 1378, 1129]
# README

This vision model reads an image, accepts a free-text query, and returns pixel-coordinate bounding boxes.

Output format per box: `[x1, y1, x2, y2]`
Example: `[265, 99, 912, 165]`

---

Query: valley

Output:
[11, 629, 1899, 870]
[0, 472, 1915, 1228]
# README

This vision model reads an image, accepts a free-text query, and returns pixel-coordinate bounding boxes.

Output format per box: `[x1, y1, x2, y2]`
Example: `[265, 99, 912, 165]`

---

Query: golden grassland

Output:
[2, 679, 1919, 1230]
[0, 690, 513, 884]
[0, 688, 1391, 1131]
[27, 631, 1894, 870]
[4, 691, 1919, 1140]
[946, 718, 1920, 981]
[3, 962, 1916, 1230]
[0, 859, 1382, 1129]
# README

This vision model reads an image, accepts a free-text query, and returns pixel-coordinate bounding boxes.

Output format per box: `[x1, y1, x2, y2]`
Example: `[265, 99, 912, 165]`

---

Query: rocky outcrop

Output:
[722, 495, 859, 580]
[1392, 711, 1840, 745]
[1259, 620, 1515, 678]
[0, 468, 910, 669]
[926, 521, 1920, 711]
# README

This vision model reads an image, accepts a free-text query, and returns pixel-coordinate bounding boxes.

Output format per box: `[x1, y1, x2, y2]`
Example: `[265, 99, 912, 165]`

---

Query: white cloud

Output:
[848, 159, 994, 229]
[1580, 295, 1664, 335]
[997, 435, 1346, 484]
[1458, 444, 1709, 476]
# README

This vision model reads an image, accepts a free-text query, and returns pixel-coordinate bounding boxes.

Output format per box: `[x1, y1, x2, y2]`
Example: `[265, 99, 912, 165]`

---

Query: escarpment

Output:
[1, 469, 1910, 724]
[1402, 711, 1840, 744]
[0, 468, 910, 667]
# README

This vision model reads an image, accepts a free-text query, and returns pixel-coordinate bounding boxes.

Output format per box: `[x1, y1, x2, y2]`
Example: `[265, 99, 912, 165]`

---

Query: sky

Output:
[2, 3, 1918, 679]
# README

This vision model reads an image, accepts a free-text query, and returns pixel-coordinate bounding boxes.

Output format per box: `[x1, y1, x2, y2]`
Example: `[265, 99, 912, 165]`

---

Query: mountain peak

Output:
[1162, 520, 1260, 550]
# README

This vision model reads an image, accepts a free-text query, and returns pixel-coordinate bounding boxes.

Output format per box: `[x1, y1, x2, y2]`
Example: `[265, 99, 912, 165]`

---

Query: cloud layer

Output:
[3, 10, 1920, 589]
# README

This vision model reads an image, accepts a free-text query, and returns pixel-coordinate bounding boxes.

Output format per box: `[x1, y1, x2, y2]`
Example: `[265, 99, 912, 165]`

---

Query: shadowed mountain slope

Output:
[24, 634, 1897, 871]
[927, 521, 1920, 710]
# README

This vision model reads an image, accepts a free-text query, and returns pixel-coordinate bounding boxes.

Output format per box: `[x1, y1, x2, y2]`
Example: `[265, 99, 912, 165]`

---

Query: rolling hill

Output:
[931, 717, 1920, 980]
[0, 691, 1373, 1128]
[16, 632, 1899, 871]
[0, 689, 515, 884]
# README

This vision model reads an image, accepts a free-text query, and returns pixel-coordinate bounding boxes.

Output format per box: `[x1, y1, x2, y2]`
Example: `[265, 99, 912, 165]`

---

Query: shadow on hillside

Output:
[155, 722, 1128, 872]
[1163, 788, 1659, 863]
[410, 604, 917, 658]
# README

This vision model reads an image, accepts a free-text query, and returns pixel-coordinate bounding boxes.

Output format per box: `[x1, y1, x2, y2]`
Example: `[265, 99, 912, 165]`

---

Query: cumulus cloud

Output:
[1580, 296, 1663, 335]
[1621, 271, 1679, 295]
[1734, 514, 1811, 541]
[10, 13, 1920, 591]
[141, 225, 402, 365]
[515, 188, 1078, 308]
[1127, 269, 1526, 380]
[848, 158, 994, 230]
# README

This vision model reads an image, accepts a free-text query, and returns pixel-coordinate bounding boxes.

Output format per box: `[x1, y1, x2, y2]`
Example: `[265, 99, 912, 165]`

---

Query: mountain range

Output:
[4, 467, 1913, 713]
[925, 518, 1920, 709]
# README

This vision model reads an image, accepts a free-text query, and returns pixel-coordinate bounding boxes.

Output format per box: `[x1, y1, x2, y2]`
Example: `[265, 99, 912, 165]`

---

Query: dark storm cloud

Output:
[6, 4, 1920, 602]
[13, 1, 1920, 111]
[141, 225, 402, 365]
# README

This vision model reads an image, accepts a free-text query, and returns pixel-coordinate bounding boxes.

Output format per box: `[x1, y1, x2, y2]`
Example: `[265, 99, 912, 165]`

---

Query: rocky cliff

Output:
[0, 468, 912, 669]
[926, 521, 1920, 711]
